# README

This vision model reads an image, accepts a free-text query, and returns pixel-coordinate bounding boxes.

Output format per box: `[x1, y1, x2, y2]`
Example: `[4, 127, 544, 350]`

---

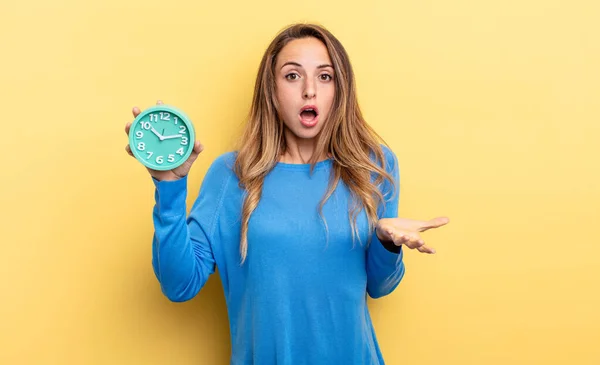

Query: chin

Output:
[293, 125, 323, 140]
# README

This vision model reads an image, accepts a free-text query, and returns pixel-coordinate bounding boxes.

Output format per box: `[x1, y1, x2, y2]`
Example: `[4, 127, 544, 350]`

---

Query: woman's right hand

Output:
[125, 100, 204, 182]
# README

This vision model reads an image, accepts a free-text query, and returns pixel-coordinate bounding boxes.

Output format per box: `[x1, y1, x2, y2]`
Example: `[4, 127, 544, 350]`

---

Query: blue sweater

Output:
[151, 146, 405, 364]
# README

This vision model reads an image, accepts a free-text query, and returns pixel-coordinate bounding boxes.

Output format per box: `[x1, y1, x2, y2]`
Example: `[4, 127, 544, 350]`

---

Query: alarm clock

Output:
[129, 104, 196, 171]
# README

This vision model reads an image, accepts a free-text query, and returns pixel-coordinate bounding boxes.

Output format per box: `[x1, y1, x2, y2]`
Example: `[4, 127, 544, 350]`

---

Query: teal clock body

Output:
[129, 105, 196, 171]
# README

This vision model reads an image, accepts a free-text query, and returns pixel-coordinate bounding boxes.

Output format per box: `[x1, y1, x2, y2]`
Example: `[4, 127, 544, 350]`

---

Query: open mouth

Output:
[299, 106, 319, 127]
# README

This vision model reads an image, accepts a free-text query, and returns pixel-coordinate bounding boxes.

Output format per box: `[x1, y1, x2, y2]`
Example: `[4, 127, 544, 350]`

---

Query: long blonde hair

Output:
[234, 23, 395, 263]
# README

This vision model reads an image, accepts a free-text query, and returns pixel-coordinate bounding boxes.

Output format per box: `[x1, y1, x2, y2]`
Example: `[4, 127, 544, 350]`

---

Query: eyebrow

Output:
[280, 61, 334, 70]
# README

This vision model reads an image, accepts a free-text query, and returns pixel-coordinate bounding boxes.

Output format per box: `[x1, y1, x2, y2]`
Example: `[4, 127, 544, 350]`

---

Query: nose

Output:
[303, 79, 316, 99]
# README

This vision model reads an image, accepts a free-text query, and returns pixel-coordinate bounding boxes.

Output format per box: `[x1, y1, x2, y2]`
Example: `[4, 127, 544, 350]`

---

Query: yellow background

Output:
[1, 0, 599, 364]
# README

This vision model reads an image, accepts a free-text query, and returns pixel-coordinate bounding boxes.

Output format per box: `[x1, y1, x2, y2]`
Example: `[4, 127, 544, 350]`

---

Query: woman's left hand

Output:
[376, 217, 450, 254]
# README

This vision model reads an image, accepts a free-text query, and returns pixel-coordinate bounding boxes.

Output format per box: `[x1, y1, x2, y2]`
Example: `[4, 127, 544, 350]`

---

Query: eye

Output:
[285, 73, 300, 81]
[319, 74, 333, 81]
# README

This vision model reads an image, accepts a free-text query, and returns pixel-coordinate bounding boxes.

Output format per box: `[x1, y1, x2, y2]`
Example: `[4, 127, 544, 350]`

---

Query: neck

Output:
[279, 129, 328, 164]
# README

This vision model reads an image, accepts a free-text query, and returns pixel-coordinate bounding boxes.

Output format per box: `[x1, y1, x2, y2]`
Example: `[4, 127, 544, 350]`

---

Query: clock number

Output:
[141, 122, 151, 130]
[179, 126, 186, 134]
[135, 131, 143, 139]
[168, 154, 175, 163]
[181, 137, 188, 145]
[176, 147, 184, 156]
[160, 112, 171, 120]
[146, 151, 153, 159]
[174, 117, 178, 124]
[156, 156, 164, 164]
[137, 142, 145, 151]
[149, 114, 158, 122]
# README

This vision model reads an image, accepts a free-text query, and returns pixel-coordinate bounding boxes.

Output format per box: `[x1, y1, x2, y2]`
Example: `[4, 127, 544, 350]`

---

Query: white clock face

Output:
[131, 109, 194, 170]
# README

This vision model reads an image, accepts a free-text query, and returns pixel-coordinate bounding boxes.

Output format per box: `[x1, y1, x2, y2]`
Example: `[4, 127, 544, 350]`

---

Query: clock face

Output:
[129, 105, 195, 171]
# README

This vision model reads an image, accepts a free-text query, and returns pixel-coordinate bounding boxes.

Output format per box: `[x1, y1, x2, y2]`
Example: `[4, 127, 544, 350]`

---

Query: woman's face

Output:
[274, 37, 336, 143]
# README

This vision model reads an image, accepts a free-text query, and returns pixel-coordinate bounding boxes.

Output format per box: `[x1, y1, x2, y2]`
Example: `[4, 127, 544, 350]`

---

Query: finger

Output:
[387, 230, 406, 247]
[157, 100, 164, 105]
[125, 144, 133, 157]
[419, 216, 450, 232]
[411, 237, 425, 249]
[132, 106, 141, 118]
[125, 122, 131, 136]
[187, 141, 204, 164]
[194, 141, 204, 154]
[394, 233, 415, 249]
[404, 234, 424, 249]
[417, 244, 436, 254]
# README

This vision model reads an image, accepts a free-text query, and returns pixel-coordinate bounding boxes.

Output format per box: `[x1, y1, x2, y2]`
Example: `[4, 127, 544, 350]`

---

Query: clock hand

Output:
[150, 127, 164, 141]
[162, 134, 184, 140]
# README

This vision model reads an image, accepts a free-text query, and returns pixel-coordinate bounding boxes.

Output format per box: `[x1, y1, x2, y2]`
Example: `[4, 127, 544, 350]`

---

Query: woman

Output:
[125, 23, 449, 365]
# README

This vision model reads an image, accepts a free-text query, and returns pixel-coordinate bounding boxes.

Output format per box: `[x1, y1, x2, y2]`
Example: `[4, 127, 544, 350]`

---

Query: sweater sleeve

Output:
[151, 155, 231, 302]
[366, 146, 406, 299]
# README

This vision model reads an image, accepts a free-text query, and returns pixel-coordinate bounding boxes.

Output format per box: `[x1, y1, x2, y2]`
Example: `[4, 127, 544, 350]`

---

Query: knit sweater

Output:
[150, 145, 405, 364]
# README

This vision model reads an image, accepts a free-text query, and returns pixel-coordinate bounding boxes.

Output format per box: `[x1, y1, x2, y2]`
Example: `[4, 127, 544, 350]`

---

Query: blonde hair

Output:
[234, 23, 395, 263]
